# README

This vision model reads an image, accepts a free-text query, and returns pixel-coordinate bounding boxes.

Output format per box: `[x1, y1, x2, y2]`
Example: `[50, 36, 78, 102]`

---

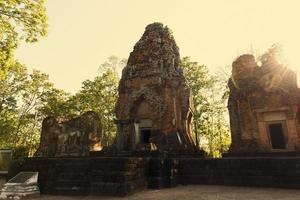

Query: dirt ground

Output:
[21, 185, 300, 200]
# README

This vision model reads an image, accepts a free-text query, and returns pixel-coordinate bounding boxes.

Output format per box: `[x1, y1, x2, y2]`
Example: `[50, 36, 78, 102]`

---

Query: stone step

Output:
[55, 166, 90, 173]
[147, 176, 178, 189]
[90, 163, 140, 171]
[58, 172, 87, 180]
[51, 186, 90, 195]
[91, 169, 144, 176]
[54, 180, 90, 187]
[91, 174, 143, 182]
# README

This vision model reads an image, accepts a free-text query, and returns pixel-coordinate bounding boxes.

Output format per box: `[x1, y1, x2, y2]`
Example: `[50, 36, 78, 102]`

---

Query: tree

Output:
[15, 70, 54, 147]
[98, 55, 127, 77]
[38, 88, 71, 118]
[202, 78, 231, 157]
[67, 69, 119, 146]
[0, 66, 60, 156]
[0, 0, 48, 156]
[181, 57, 230, 157]
[37, 57, 123, 147]
[0, 0, 47, 74]
[0, 61, 27, 147]
[0, 0, 47, 44]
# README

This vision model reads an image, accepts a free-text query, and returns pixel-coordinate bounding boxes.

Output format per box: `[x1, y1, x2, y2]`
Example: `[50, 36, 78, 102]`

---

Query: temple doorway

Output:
[135, 119, 153, 145]
[141, 129, 151, 143]
[268, 122, 286, 149]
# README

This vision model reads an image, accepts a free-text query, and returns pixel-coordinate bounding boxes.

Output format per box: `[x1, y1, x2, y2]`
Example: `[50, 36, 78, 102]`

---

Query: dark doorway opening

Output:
[269, 123, 286, 149]
[141, 129, 151, 143]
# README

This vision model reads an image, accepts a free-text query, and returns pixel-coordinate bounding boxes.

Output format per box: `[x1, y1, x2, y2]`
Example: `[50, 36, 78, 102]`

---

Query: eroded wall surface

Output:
[228, 54, 300, 153]
[115, 23, 195, 151]
[36, 111, 102, 157]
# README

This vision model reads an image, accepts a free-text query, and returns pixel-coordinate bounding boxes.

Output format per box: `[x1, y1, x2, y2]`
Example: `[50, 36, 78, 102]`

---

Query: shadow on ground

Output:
[23, 185, 300, 200]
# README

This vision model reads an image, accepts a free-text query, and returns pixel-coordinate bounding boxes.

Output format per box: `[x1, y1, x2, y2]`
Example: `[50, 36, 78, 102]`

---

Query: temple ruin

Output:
[228, 53, 300, 154]
[36, 111, 102, 157]
[11, 24, 300, 197]
[115, 23, 195, 152]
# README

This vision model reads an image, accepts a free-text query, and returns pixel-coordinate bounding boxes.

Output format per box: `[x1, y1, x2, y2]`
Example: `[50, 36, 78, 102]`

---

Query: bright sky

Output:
[15, 0, 300, 94]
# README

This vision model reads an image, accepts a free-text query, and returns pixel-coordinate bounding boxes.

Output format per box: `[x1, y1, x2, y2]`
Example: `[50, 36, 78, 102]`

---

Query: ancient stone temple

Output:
[11, 24, 300, 196]
[36, 111, 102, 157]
[228, 53, 300, 154]
[115, 23, 195, 152]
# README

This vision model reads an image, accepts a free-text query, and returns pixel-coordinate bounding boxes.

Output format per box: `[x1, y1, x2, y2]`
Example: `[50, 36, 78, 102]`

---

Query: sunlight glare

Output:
[272, 45, 300, 88]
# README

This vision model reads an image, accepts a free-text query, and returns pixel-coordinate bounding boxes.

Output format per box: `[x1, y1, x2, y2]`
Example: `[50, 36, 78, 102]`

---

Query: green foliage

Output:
[0, 0, 231, 157]
[0, 0, 47, 157]
[0, 0, 47, 43]
[0, 63, 61, 156]
[181, 57, 231, 157]
[38, 88, 70, 118]
[0, 0, 47, 75]
[68, 56, 124, 145]
[0, 62, 27, 147]
[67, 69, 119, 146]
[36, 57, 122, 146]
[0, 0, 231, 158]
[1, 55, 231, 157]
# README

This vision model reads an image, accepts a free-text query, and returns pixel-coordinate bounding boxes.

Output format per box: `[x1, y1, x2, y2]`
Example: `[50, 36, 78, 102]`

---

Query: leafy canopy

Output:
[181, 57, 230, 157]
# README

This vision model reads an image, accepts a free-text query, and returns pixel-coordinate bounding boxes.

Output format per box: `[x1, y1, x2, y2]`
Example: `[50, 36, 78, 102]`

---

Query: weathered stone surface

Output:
[11, 156, 300, 196]
[10, 157, 149, 196]
[35, 111, 102, 157]
[178, 157, 300, 189]
[228, 53, 300, 154]
[115, 23, 195, 152]
[0, 172, 39, 199]
[0, 149, 12, 173]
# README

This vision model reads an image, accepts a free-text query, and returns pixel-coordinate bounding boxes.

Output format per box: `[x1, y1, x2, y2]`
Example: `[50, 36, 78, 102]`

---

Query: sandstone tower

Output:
[228, 53, 300, 154]
[115, 23, 195, 152]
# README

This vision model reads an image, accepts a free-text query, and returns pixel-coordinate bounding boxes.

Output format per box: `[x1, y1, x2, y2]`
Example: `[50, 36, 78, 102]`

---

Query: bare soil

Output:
[24, 185, 300, 200]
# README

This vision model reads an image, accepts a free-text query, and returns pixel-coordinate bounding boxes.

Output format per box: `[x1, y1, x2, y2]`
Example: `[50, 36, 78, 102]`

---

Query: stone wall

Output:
[178, 157, 300, 188]
[36, 111, 102, 157]
[9, 156, 300, 196]
[10, 157, 148, 196]
[9, 156, 180, 196]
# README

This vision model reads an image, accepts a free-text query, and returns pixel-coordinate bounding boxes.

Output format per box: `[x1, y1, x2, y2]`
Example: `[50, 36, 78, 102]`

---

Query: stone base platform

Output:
[178, 157, 300, 189]
[8, 156, 300, 196]
[8, 156, 179, 196]
[223, 151, 300, 157]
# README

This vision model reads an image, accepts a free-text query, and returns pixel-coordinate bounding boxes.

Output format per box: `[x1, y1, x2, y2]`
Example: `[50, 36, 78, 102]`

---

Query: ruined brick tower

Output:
[228, 52, 300, 154]
[115, 23, 195, 152]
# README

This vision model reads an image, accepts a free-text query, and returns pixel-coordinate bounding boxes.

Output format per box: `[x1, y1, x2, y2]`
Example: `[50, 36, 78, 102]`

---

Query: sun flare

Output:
[269, 45, 300, 87]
